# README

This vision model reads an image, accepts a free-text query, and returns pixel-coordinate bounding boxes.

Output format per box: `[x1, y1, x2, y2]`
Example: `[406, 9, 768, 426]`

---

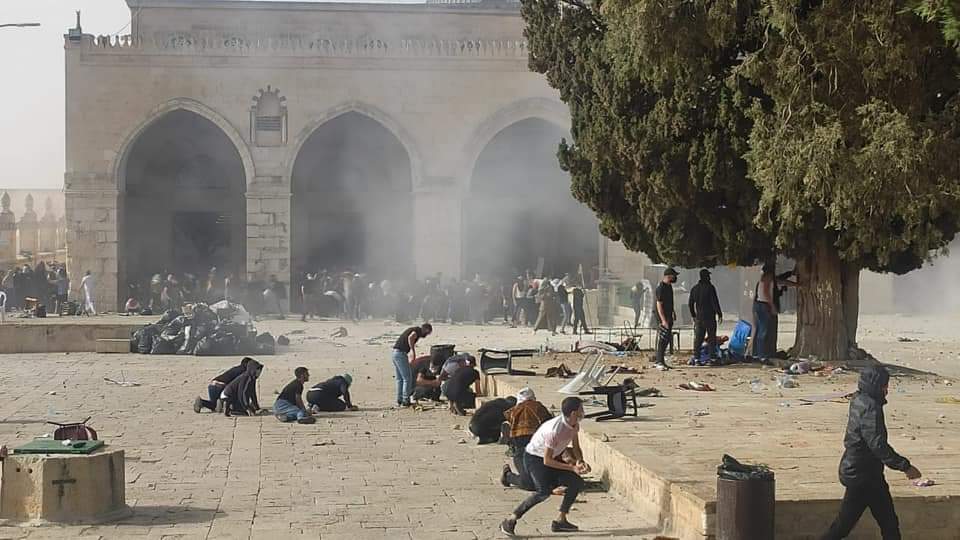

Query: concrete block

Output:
[0, 448, 127, 524]
[96, 338, 132, 354]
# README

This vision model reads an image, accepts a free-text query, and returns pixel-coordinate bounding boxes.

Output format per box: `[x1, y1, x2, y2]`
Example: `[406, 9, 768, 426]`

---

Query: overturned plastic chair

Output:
[558, 351, 606, 395]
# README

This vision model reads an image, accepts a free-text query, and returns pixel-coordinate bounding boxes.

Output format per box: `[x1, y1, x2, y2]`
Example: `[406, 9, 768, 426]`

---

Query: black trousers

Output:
[655, 324, 673, 364]
[573, 306, 590, 334]
[822, 480, 901, 540]
[513, 452, 583, 518]
[306, 392, 347, 412]
[505, 436, 535, 491]
[693, 318, 718, 358]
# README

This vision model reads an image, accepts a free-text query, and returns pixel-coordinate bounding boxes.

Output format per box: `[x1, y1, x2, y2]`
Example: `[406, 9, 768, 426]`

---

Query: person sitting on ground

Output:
[307, 373, 358, 412]
[125, 296, 141, 315]
[445, 363, 481, 416]
[274, 367, 315, 424]
[222, 359, 263, 417]
[411, 356, 443, 402]
[470, 396, 517, 444]
[194, 357, 253, 413]
[500, 396, 591, 536]
[501, 387, 553, 491]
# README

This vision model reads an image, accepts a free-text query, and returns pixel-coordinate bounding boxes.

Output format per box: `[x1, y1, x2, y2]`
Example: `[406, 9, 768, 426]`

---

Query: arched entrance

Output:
[290, 111, 414, 302]
[119, 109, 247, 302]
[464, 117, 598, 283]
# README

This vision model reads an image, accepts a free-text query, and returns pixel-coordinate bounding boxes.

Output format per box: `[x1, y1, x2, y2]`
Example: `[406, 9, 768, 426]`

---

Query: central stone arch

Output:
[115, 102, 251, 306]
[289, 106, 418, 309]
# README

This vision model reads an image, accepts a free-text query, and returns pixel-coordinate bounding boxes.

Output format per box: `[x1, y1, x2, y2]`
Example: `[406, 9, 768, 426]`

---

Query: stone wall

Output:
[65, 1, 570, 310]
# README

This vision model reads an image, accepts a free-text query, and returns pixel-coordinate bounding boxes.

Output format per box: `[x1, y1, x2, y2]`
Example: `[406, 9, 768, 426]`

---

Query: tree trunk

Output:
[791, 237, 859, 361]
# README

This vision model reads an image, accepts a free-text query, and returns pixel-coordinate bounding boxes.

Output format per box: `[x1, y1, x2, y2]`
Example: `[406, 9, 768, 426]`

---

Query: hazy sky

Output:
[0, 0, 422, 191]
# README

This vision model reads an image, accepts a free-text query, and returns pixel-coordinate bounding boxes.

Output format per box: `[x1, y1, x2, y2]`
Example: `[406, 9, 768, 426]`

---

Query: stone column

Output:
[17, 195, 39, 257]
[65, 188, 120, 311]
[38, 197, 59, 253]
[246, 187, 290, 307]
[413, 184, 462, 280]
[0, 193, 16, 265]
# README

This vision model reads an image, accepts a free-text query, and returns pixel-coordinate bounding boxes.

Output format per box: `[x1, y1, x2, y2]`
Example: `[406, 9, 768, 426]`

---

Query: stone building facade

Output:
[65, 0, 601, 310]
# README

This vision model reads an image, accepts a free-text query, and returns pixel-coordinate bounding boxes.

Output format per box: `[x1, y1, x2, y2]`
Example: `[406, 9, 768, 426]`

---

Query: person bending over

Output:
[501, 388, 553, 491]
[307, 373, 358, 412]
[274, 367, 315, 424]
[470, 396, 517, 444]
[390, 323, 433, 407]
[222, 359, 263, 417]
[411, 356, 443, 402]
[500, 396, 590, 536]
[821, 366, 921, 540]
[193, 357, 253, 413]
[445, 365, 480, 416]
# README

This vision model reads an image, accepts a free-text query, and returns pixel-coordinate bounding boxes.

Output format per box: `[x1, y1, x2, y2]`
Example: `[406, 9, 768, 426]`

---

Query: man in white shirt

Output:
[500, 396, 591, 536]
[80, 270, 96, 316]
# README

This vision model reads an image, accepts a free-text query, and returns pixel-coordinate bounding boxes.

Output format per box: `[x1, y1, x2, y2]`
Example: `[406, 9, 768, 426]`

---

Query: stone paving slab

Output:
[0, 318, 660, 540]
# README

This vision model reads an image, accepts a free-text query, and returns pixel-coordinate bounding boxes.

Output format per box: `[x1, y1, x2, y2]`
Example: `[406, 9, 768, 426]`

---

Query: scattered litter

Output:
[935, 397, 960, 405]
[717, 454, 774, 481]
[452, 424, 462, 430]
[686, 409, 710, 417]
[789, 361, 812, 375]
[679, 381, 715, 392]
[750, 379, 766, 393]
[944, 380, 954, 387]
[606, 365, 640, 374]
[411, 481, 419, 486]
[831, 367, 846, 375]
[636, 387, 663, 398]
[46, 391, 57, 396]
[600, 434, 610, 442]
[798, 392, 855, 404]
[103, 377, 140, 387]
[457, 438, 467, 444]
[546, 364, 576, 378]
[897, 337, 919, 343]
[425, 440, 437, 445]
[777, 375, 800, 389]
[330, 327, 348, 338]
[312, 441, 336, 447]
[914, 479, 936, 487]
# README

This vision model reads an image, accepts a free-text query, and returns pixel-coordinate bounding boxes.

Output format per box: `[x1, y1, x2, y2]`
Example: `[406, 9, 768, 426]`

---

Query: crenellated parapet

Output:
[71, 32, 529, 59]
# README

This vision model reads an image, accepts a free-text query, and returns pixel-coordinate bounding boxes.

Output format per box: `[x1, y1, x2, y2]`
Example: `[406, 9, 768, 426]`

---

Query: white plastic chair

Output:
[558, 351, 606, 395]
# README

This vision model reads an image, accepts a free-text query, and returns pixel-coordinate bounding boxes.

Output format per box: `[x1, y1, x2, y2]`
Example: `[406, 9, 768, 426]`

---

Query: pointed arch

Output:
[113, 98, 255, 192]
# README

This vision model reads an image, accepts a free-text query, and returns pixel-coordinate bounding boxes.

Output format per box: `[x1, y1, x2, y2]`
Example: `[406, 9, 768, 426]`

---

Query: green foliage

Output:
[914, 0, 960, 48]
[522, 0, 960, 274]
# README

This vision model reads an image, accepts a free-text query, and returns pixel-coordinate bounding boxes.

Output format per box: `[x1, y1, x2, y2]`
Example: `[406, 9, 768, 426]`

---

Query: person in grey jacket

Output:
[821, 366, 921, 540]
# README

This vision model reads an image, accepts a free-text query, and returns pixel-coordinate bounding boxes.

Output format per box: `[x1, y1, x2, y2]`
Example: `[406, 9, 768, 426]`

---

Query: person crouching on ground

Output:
[501, 387, 553, 491]
[445, 363, 480, 416]
[470, 396, 517, 444]
[194, 357, 252, 413]
[307, 373, 358, 412]
[274, 367, 315, 424]
[821, 365, 921, 540]
[222, 359, 263, 417]
[500, 396, 591, 536]
[411, 356, 443, 402]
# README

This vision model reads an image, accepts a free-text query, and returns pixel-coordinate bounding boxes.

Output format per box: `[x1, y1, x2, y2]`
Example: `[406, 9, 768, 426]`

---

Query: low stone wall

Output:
[0, 323, 138, 354]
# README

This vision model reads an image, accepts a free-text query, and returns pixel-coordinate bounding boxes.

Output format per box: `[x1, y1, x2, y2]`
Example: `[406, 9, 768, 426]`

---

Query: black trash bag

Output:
[150, 335, 180, 355]
[196, 333, 239, 356]
[157, 309, 182, 326]
[161, 316, 186, 337]
[137, 325, 160, 354]
[140, 307, 153, 316]
[216, 321, 248, 339]
[717, 454, 774, 482]
[255, 332, 275, 356]
[130, 328, 143, 353]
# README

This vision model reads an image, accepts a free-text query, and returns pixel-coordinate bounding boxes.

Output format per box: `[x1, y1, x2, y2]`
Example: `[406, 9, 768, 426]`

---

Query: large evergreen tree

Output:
[523, 0, 960, 360]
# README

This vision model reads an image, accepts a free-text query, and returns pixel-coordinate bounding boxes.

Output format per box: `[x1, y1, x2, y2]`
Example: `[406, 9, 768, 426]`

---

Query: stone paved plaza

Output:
[0, 318, 661, 540]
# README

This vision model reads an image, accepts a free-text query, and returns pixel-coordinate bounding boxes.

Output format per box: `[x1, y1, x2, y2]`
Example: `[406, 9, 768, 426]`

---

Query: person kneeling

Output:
[274, 367, 315, 424]
[444, 365, 480, 416]
[307, 373, 358, 412]
[501, 388, 553, 491]
[470, 396, 517, 444]
[222, 359, 263, 417]
[500, 396, 590, 536]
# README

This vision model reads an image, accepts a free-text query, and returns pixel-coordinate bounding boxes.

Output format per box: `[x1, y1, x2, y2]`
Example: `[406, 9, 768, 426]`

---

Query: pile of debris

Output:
[129, 302, 275, 356]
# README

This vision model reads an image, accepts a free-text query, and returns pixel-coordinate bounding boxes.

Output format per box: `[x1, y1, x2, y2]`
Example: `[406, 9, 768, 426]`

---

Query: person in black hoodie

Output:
[307, 374, 358, 412]
[193, 357, 253, 413]
[822, 366, 921, 540]
[221, 359, 263, 416]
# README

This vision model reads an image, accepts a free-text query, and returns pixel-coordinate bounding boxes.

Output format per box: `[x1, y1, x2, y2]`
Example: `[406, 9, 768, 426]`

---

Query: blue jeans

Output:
[392, 349, 413, 404]
[273, 399, 306, 422]
[752, 301, 771, 359]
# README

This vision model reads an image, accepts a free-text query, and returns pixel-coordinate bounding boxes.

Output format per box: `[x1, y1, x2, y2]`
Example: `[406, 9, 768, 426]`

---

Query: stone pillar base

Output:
[0, 448, 127, 524]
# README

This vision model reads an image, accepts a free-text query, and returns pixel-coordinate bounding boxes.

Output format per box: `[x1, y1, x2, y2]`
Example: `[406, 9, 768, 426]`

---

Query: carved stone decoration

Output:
[250, 85, 287, 147]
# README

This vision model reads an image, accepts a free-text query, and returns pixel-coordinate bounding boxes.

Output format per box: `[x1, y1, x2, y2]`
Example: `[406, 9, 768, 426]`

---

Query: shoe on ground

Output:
[499, 518, 517, 537]
[654, 362, 671, 371]
[551, 519, 579, 533]
[500, 464, 511, 487]
[297, 416, 316, 424]
[276, 413, 292, 423]
[193, 397, 202, 414]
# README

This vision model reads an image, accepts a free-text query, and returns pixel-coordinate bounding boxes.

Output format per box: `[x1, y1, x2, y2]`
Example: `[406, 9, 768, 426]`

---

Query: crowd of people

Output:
[0, 261, 72, 315]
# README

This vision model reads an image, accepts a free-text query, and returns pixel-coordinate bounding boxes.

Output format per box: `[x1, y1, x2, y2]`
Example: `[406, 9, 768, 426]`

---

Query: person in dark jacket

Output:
[822, 366, 921, 540]
[469, 396, 517, 444]
[222, 359, 263, 416]
[193, 357, 253, 413]
[307, 374, 357, 412]
[688, 269, 722, 363]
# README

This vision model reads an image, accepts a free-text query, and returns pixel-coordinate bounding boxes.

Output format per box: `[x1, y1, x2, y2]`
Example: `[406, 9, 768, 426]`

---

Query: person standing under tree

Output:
[688, 269, 722, 363]
[821, 366, 921, 540]
[653, 267, 678, 369]
[571, 286, 591, 335]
